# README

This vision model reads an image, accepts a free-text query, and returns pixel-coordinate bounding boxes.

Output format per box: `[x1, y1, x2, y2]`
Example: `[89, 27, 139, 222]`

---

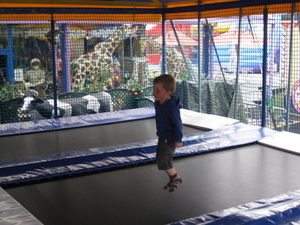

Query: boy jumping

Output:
[153, 74, 183, 192]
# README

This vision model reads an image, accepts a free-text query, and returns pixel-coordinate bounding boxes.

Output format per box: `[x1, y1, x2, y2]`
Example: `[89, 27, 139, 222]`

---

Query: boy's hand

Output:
[175, 142, 183, 148]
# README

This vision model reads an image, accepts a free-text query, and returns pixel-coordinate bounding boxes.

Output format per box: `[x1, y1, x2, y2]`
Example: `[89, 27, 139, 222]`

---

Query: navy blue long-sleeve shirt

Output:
[154, 95, 183, 143]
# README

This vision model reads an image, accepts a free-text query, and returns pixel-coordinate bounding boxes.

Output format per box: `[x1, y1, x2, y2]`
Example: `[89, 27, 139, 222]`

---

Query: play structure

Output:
[1, 0, 300, 224]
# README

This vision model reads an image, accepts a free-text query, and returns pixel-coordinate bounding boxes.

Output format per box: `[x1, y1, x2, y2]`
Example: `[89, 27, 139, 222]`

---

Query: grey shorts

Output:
[156, 137, 176, 170]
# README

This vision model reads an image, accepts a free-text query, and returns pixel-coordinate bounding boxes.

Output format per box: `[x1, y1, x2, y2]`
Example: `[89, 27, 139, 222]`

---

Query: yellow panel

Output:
[201, 7, 240, 18]
[0, 14, 51, 21]
[164, 1, 198, 8]
[199, 0, 238, 4]
[165, 3, 299, 20]
[0, 0, 239, 7]
[296, 2, 300, 13]
[242, 4, 293, 16]
[164, 0, 237, 8]
[54, 14, 162, 22]
[165, 12, 198, 20]
[0, 2, 162, 8]
[0, 2, 297, 22]
[166, 8, 240, 20]
[0, 0, 297, 13]
[0, 13, 161, 22]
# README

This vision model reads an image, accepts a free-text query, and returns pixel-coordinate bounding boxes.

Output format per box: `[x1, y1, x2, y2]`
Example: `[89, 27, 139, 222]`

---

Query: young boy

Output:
[153, 74, 183, 192]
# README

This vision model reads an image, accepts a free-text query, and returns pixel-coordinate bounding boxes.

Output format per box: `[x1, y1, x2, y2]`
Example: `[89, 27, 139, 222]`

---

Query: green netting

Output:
[0, 5, 300, 134]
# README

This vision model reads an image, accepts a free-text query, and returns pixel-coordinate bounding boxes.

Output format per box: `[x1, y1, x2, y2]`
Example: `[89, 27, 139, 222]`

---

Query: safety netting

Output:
[1, 3, 300, 135]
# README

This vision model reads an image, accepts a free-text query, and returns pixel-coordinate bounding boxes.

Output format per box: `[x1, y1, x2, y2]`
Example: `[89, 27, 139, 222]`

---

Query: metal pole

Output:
[6, 25, 14, 83]
[205, 19, 227, 84]
[60, 23, 71, 92]
[51, 15, 58, 119]
[261, 6, 268, 127]
[170, 20, 195, 81]
[162, 11, 167, 74]
[285, 3, 295, 131]
[232, 8, 242, 119]
[198, 7, 202, 112]
[247, 16, 263, 72]
[202, 24, 209, 79]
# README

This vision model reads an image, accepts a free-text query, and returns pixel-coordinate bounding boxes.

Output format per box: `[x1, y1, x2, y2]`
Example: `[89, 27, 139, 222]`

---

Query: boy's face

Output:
[153, 82, 172, 104]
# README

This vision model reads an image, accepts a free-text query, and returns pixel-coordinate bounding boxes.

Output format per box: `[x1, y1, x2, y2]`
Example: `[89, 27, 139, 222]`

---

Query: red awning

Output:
[153, 30, 198, 46]
[146, 24, 192, 36]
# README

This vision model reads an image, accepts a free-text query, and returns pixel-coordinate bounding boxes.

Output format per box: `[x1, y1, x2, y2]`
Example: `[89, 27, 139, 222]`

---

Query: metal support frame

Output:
[261, 6, 268, 127]
[232, 8, 242, 120]
[162, 12, 167, 74]
[51, 16, 58, 119]
[4, 25, 14, 83]
[285, 3, 295, 131]
[60, 23, 71, 93]
[170, 20, 195, 81]
[197, 6, 202, 112]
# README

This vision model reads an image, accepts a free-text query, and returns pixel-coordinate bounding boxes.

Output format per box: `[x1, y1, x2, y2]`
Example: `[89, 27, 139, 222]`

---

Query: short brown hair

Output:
[153, 74, 176, 94]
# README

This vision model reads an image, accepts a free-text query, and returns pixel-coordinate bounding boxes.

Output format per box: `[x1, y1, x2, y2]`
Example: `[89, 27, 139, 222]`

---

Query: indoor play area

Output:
[1, 1, 300, 224]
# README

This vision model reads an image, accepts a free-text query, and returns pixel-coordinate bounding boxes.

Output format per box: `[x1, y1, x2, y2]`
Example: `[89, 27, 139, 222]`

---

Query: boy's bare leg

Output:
[165, 168, 176, 176]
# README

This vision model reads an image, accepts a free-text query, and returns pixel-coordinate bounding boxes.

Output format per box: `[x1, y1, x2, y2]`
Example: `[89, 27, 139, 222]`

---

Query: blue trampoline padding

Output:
[0, 187, 42, 225]
[0, 123, 276, 185]
[0, 107, 155, 137]
[169, 188, 300, 225]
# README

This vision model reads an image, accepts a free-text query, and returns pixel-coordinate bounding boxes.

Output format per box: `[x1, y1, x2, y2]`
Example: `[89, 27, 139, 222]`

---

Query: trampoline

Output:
[1, 110, 300, 225]
[0, 118, 160, 161]
[3, 143, 300, 225]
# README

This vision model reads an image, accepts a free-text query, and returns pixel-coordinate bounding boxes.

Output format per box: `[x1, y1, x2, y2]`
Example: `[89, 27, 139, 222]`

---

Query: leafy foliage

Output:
[0, 81, 21, 101]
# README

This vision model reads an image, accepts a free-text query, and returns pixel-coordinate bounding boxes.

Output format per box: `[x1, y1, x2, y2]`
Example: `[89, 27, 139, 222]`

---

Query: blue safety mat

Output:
[0, 107, 155, 137]
[0, 123, 276, 185]
[170, 188, 300, 225]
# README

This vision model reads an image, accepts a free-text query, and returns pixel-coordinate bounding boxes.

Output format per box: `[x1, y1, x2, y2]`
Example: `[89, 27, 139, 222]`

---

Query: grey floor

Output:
[2, 119, 300, 225]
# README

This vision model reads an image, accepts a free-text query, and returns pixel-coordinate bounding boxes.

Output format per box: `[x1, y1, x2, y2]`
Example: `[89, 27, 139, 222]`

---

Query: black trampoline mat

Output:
[4, 144, 300, 225]
[0, 118, 201, 161]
